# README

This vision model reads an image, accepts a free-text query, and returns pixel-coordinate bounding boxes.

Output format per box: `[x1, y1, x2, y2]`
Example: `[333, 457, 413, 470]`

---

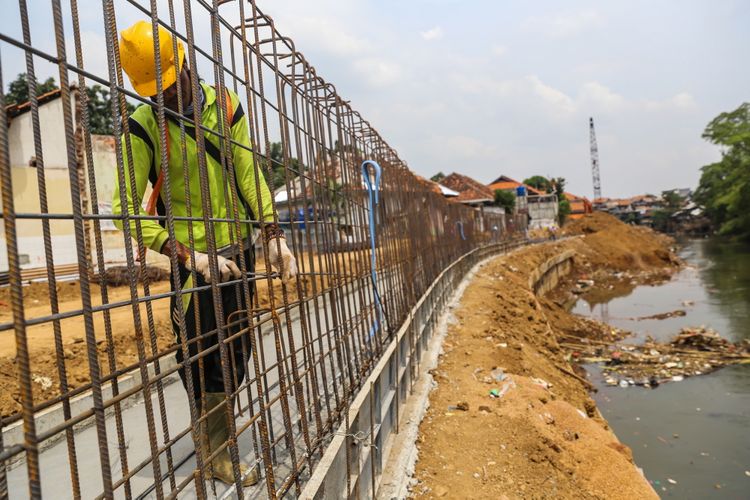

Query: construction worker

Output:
[113, 21, 297, 487]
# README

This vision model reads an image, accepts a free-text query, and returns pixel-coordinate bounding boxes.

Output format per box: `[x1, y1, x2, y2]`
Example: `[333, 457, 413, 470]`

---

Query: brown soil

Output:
[0, 249, 349, 418]
[412, 214, 676, 499]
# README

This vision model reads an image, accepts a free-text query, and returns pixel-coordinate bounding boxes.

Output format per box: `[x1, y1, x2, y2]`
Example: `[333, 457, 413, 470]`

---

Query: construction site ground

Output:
[0, 250, 349, 418]
[411, 214, 681, 499]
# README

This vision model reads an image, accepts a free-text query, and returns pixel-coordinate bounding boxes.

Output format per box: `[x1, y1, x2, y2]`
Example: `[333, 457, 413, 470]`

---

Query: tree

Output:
[650, 190, 684, 233]
[523, 175, 552, 193]
[550, 177, 566, 199]
[6, 73, 57, 105]
[494, 189, 515, 213]
[85, 85, 136, 135]
[558, 199, 571, 225]
[430, 172, 445, 183]
[268, 141, 302, 189]
[661, 190, 684, 210]
[651, 209, 672, 232]
[6, 74, 136, 135]
[694, 102, 750, 240]
[549, 177, 570, 225]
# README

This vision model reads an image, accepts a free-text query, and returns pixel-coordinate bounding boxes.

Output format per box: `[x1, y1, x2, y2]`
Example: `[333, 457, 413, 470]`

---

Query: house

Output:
[413, 175, 457, 198]
[272, 150, 372, 250]
[665, 187, 692, 200]
[488, 175, 544, 196]
[1, 86, 145, 279]
[440, 172, 496, 207]
[484, 175, 558, 228]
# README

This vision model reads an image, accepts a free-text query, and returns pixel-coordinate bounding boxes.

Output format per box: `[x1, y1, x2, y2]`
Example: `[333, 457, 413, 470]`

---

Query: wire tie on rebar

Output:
[334, 430, 378, 451]
[362, 160, 385, 340]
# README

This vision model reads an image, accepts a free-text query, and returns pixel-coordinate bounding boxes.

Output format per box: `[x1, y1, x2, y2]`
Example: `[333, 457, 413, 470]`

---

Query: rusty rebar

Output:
[0, 1, 520, 498]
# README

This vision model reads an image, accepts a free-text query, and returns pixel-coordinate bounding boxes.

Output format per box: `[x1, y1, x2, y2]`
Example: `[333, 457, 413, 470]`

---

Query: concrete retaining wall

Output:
[528, 249, 576, 296]
[299, 240, 526, 499]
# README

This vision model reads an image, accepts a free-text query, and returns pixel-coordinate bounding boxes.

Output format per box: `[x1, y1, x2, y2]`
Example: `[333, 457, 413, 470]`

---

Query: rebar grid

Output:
[0, 2, 525, 498]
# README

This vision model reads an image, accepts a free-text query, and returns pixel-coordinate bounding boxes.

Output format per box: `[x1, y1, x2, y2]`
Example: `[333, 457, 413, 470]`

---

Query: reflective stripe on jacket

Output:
[112, 82, 274, 252]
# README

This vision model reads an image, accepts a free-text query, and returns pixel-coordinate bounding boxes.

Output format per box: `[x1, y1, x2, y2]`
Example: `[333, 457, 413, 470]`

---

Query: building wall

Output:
[1, 96, 159, 273]
[1, 95, 78, 271]
[527, 196, 558, 229]
[8, 96, 71, 170]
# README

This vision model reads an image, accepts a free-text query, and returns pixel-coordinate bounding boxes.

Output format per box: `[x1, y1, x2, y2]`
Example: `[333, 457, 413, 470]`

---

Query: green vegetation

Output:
[268, 142, 303, 189]
[493, 189, 515, 213]
[651, 190, 685, 232]
[558, 198, 571, 225]
[694, 102, 750, 240]
[85, 85, 136, 135]
[6, 73, 135, 135]
[5, 73, 57, 105]
[430, 172, 446, 183]
[523, 175, 552, 193]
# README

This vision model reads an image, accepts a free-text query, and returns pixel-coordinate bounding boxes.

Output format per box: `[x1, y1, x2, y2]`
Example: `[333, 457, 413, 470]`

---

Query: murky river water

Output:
[572, 239, 750, 498]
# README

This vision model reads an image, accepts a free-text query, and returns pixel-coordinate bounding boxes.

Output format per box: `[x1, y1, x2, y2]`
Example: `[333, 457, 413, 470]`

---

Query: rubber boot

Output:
[202, 392, 259, 487]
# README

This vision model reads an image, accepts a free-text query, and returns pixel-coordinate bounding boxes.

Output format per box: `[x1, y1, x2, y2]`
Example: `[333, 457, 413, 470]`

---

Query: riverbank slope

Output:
[412, 214, 678, 499]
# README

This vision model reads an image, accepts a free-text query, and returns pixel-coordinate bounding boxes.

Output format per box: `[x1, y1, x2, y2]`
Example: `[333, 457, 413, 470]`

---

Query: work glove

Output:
[161, 240, 241, 283]
[189, 252, 241, 284]
[267, 237, 297, 283]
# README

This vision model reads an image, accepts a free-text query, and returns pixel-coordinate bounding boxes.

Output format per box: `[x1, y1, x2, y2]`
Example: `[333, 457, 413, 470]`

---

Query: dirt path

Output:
[412, 215, 675, 499]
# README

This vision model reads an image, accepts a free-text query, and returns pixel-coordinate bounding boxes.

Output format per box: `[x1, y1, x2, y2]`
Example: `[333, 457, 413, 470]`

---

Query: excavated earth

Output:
[0, 253, 336, 418]
[412, 213, 680, 499]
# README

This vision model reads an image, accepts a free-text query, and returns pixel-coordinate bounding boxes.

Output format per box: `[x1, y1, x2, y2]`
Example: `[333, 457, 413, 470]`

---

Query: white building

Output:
[1, 87, 155, 280]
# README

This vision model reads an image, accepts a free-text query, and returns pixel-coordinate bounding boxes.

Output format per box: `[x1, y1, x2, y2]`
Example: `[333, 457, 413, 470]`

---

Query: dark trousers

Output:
[170, 248, 255, 405]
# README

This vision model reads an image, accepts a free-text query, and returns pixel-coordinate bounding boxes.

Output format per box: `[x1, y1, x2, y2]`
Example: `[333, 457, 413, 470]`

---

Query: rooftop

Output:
[441, 172, 495, 203]
[488, 175, 545, 196]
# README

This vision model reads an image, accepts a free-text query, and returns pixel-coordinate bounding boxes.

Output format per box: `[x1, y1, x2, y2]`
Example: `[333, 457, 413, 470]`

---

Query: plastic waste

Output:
[490, 368, 506, 382]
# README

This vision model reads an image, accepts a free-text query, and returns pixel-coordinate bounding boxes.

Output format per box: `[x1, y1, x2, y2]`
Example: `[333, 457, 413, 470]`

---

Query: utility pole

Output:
[589, 117, 601, 200]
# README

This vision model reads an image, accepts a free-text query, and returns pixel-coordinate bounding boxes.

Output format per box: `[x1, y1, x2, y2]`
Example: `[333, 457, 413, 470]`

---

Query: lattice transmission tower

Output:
[589, 117, 601, 200]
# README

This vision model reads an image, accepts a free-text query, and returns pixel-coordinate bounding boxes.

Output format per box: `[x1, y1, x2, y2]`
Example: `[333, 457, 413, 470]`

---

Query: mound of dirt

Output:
[412, 241, 657, 499]
[91, 265, 171, 286]
[562, 212, 679, 271]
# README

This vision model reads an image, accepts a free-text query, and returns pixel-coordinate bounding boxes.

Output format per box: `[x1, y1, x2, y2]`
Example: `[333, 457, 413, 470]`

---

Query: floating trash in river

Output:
[565, 326, 750, 389]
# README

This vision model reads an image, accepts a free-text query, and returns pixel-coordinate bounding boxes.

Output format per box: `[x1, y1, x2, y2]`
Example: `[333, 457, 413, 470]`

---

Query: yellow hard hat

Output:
[119, 21, 185, 97]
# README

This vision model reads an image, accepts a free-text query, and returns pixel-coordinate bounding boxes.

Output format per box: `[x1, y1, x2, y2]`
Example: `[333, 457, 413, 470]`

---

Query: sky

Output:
[2, 0, 748, 199]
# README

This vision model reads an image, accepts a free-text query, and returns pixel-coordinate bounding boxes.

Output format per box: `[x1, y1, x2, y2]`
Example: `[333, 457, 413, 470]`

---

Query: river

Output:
[572, 238, 750, 499]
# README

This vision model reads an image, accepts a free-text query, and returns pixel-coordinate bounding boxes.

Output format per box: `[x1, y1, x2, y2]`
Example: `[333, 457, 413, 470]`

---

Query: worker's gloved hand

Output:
[161, 239, 241, 283]
[190, 252, 241, 284]
[267, 237, 297, 283]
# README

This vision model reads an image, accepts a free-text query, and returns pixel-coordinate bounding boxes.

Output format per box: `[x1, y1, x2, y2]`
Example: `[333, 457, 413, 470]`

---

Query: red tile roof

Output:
[6, 88, 63, 120]
[441, 172, 495, 203]
[488, 175, 544, 195]
[414, 174, 445, 195]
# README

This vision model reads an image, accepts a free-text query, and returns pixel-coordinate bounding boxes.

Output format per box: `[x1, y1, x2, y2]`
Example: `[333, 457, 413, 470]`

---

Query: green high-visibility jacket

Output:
[112, 82, 274, 253]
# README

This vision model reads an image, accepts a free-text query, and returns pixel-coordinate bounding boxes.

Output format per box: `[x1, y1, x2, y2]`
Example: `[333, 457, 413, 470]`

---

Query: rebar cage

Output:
[0, 1, 525, 498]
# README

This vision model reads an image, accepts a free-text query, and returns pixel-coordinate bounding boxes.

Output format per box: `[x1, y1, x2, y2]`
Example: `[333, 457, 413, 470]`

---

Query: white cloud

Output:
[670, 92, 697, 109]
[492, 45, 509, 57]
[525, 76, 576, 113]
[426, 134, 498, 162]
[451, 74, 575, 115]
[420, 26, 444, 41]
[352, 58, 402, 87]
[522, 10, 604, 38]
[576, 82, 697, 113]
[578, 81, 626, 112]
[284, 17, 368, 55]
